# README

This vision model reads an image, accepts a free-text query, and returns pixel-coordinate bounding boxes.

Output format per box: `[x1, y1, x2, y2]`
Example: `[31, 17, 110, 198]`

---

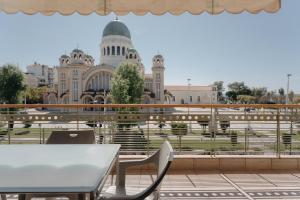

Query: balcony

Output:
[1, 104, 300, 199]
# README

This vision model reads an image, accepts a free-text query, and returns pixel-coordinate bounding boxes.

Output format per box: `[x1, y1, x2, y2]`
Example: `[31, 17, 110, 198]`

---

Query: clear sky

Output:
[0, 0, 299, 93]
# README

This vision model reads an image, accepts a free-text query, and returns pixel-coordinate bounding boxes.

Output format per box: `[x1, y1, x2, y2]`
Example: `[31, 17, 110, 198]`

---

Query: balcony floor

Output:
[4, 171, 300, 199]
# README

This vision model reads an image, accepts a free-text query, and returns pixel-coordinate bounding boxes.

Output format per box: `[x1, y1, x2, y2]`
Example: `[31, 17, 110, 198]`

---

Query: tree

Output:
[226, 82, 251, 102]
[288, 91, 295, 103]
[278, 88, 285, 104]
[251, 87, 267, 103]
[0, 64, 26, 104]
[111, 63, 144, 104]
[213, 81, 224, 102]
[237, 95, 256, 104]
[24, 87, 47, 104]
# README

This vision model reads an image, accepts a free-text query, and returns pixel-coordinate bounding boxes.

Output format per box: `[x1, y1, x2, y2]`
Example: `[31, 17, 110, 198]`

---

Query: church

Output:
[40, 19, 217, 106]
[45, 19, 165, 105]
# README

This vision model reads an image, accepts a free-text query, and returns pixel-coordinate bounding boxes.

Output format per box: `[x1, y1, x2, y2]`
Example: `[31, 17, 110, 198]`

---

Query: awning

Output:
[0, 0, 281, 16]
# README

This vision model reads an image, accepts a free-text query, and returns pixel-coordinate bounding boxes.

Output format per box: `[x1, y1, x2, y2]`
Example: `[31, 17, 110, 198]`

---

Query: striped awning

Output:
[0, 0, 281, 16]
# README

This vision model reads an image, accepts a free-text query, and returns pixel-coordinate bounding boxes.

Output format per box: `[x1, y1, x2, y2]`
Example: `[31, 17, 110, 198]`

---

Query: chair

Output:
[46, 130, 96, 144]
[25, 130, 96, 200]
[0, 194, 6, 200]
[100, 141, 174, 200]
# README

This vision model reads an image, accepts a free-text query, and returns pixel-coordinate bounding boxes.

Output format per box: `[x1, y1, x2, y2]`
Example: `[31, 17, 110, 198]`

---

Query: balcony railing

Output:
[1, 104, 300, 157]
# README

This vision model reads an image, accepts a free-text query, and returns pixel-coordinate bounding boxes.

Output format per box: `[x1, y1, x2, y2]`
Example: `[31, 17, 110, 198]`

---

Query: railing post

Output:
[39, 127, 42, 144]
[39, 123, 42, 144]
[147, 108, 150, 156]
[42, 128, 45, 144]
[76, 106, 79, 130]
[276, 108, 281, 158]
[244, 128, 248, 154]
[8, 121, 11, 144]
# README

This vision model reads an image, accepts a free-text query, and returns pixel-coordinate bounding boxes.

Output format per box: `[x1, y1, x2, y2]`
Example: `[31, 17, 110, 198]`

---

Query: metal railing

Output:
[0, 104, 300, 156]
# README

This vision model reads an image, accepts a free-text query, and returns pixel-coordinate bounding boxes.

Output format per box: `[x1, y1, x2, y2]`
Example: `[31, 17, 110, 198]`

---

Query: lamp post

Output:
[187, 78, 191, 133]
[286, 74, 292, 104]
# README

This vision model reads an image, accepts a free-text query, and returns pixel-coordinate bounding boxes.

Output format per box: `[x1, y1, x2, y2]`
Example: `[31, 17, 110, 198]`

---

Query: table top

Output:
[0, 144, 120, 193]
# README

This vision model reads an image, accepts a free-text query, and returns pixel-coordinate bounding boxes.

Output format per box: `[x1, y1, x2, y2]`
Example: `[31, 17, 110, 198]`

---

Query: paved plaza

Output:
[4, 171, 300, 199]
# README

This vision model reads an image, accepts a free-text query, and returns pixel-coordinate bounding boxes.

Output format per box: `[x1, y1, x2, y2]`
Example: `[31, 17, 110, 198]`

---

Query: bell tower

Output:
[152, 55, 165, 103]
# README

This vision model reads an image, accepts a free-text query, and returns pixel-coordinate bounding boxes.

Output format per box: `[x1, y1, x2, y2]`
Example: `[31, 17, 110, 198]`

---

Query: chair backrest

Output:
[47, 130, 96, 144]
[134, 141, 174, 200]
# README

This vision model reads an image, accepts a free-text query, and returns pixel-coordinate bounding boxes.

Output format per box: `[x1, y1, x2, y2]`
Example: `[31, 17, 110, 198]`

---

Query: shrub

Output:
[230, 131, 238, 146]
[282, 132, 292, 148]
[171, 122, 188, 136]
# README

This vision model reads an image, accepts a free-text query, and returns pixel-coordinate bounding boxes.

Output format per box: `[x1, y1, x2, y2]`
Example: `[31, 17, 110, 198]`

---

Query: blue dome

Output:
[102, 20, 131, 39]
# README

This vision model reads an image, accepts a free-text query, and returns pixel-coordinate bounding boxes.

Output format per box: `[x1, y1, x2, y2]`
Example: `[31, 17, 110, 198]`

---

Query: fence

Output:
[0, 104, 300, 156]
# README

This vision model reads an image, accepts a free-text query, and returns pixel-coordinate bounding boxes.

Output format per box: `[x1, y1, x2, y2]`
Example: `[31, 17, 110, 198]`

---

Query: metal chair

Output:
[24, 130, 96, 200]
[100, 141, 174, 200]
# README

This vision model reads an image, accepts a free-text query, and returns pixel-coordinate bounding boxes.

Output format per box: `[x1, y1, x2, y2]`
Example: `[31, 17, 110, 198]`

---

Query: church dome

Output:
[72, 49, 84, 54]
[102, 20, 131, 39]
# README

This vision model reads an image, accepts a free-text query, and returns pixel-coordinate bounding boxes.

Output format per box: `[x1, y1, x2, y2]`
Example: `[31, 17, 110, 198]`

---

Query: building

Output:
[25, 62, 55, 88]
[44, 19, 165, 105]
[39, 19, 215, 105]
[165, 85, 217, 104]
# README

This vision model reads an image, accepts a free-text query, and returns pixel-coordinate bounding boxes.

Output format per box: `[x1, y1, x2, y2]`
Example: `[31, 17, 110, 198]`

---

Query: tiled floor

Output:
[4, 171, 300, 199]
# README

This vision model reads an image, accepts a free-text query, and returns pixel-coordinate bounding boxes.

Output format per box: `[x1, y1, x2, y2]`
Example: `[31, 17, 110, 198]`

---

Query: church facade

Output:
[45, 20, 165, 105]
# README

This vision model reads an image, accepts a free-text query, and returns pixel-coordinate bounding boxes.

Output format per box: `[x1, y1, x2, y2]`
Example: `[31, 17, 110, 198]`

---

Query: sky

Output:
[0, 0, 299, 93]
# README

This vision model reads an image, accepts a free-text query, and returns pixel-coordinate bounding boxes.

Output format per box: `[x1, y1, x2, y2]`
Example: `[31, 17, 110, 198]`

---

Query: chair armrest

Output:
[116, 151, 159, 188]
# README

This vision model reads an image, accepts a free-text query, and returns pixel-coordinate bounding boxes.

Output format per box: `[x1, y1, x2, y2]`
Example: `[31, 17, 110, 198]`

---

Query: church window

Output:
[156, 83, 160, 99]
[156, 74, 160, 81]
[117, 46, 120, 55]
[72, 81, 78, 101]
[129, 54, 132, 59]
[74, 54, 77, 59]
[79, 54, 82, 59]
[107, 46, 110, 55]
[122, 47, 125, 56]
[112, 46, 115, 55]
[73, 69, 78, 77]
[134, 54, 137, 59]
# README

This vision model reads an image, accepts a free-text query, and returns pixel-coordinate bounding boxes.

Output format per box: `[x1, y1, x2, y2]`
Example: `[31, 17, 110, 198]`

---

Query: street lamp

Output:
[187, 78, 191, 133]
[286, 74, 292, 104]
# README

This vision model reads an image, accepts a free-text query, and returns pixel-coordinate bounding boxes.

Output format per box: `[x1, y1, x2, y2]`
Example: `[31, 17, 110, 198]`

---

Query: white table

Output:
[0, 144, 120, 200]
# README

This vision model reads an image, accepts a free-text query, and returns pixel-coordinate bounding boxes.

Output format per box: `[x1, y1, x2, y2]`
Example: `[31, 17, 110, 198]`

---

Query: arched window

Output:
[112, 46, 115, 55]
[74, 54, 77, 59]
[122, 47, 125, 56]
[79, 54, 82, 59]
[129, 54, 133, 59]
[117, 46, 120, 55]
[134, 54, 137, 59]
[107, 46, 110, 55]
